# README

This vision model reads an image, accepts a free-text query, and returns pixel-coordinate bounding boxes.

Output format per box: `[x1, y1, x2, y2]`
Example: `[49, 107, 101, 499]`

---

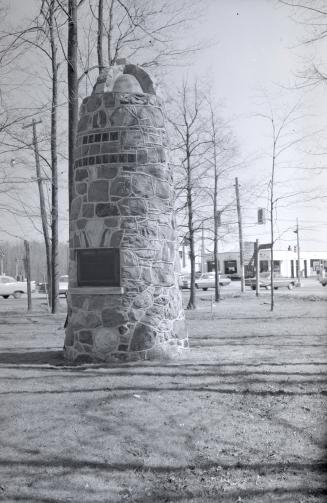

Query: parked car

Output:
[319, 276, 327, 287]
[179, 273, 191, 289]
[245, 273, 295, 290]
[59, 275, 69, 297]
[37, 276, 68, 296]
[0, 275, 36, 299]
[178, 272, 202, 289]
[227, 273, 241, 281]
[195, 272, 231, 290]
[37, 282, 48, 294]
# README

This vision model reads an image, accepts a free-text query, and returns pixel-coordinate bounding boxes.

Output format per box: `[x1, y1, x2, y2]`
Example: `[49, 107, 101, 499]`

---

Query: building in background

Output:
[205, 249, 327, 279]
[179, 240, 327, 279]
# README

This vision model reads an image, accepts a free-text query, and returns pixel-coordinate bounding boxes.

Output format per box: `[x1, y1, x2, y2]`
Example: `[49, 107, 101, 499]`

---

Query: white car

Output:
[319, 276, 327, 287]
[0, 275, 36, 299]
[245, 274, 295, 290]
[59, 275, 69, 297]
[195, 272, 231, 290]
[179, 274, 191, 289]
[178, 272, 202, 289]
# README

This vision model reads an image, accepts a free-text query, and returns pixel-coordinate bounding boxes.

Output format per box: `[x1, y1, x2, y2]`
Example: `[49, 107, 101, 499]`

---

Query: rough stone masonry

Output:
[64, 63, 189, 363]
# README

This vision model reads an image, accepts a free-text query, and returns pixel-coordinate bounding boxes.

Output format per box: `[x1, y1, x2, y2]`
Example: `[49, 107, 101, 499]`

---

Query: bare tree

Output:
[47, 0, 60, 313]
[169, 81, 209, 310]
[97, 0, 104, 70]
[280, 1, 327, 87]
[88, 0, 203, 70]
[257, 100, 310, 311]
[22, 120, 53, 308]
[67, 0, 79, 210]
[205, 98, 238, 302]
[0, 1, 66, 312]
[0, 239, 68, 283]
[75, 0, 205, 89]
[0, 0, 207, 316]
[0, 118, 54, 303]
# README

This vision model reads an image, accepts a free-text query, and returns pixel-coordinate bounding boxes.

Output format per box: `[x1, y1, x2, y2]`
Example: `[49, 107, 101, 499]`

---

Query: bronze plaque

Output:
[77, 248, 120, 287]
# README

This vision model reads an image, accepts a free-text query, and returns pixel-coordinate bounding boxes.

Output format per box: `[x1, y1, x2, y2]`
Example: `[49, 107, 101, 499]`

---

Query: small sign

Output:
[257, 208, 266, 224]
[77, 248, 120, 287]
[243, 241, 255, 262]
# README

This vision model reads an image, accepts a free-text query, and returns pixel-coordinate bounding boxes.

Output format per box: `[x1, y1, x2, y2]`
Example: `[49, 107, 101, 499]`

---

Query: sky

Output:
[1, 0, 327, 252]
[189, 0, 327, 252]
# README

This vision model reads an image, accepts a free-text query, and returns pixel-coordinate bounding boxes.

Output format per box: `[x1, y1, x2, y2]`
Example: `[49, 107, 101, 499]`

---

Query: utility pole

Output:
[24, 240, 32, 312]
[0, 247, 4, 275]
[255, 239, 260, 297]
[201, 221, 205, 273]
[295, 219, 301, 287]
[235, 177, 245, 292]
[23, 119, 52, 309]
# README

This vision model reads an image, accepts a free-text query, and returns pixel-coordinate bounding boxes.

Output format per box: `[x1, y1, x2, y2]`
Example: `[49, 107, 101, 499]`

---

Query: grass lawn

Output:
[0, 291, 326, 502]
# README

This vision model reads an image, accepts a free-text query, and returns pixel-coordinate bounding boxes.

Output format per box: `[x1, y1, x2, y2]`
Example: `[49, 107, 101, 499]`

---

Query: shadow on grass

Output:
[0, 350, 65, 366]
[135, 486, 327, 503]
[5, 488, 327, 503]
[1, 458, 327, 502]
[3, 370, 327, 380]
[0, 456, 326, 474]
[1, 349, 327, 369]
[0, 384, 326, 396]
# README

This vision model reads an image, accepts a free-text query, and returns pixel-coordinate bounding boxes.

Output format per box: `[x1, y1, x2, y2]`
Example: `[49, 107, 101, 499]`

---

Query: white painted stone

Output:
[112, 74, 143, 93]
[84, 219, 104, 247]
[94, 326, 119, 353]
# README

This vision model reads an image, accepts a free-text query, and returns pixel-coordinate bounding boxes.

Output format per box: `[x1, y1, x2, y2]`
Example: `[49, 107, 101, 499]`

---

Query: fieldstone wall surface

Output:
[64, 66, 188, 363]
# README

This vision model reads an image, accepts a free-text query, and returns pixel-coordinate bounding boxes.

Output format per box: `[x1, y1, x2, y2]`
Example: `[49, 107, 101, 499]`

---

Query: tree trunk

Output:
[97, 0, 104, 71]
[107, 0, 114, 65]
[212, 135, 220, 303]
[188, 226, 196, 310]
[213, 211, 220, 302]
[32, 119, 52, 308]
[49, 0, 59, 313]
[68, 0, 78, 209]
[270, 149, 276, 312]
[186, 146, 196, 310]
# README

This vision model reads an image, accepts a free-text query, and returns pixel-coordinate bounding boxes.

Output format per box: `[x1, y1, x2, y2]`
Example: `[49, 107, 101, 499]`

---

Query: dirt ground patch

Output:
[0, 292, 326, 502]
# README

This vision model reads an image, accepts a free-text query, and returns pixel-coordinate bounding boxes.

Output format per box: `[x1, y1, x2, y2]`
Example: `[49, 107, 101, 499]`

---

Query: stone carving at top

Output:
[93, 60, 156, 96]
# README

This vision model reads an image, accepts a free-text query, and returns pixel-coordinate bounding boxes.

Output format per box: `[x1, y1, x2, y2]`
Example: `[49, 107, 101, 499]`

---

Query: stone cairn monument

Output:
[64, 63, 188, 362]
